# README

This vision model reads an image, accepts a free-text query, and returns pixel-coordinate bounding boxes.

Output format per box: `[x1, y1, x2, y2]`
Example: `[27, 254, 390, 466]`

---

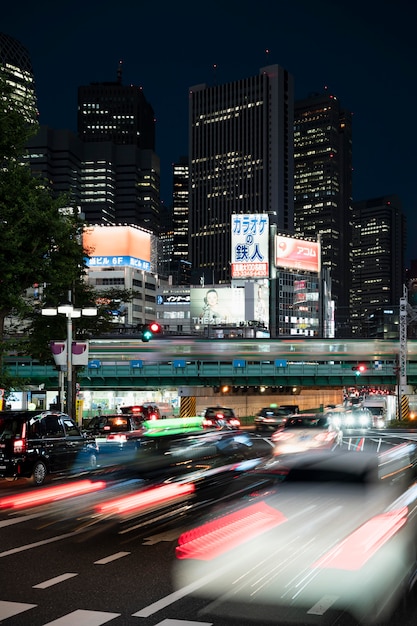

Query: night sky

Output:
[3, 0, 416, 262]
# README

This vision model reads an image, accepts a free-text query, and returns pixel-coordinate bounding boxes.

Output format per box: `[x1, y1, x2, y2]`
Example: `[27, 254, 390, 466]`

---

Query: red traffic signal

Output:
[352, 364, 366, 375]
[140, 321, 162, 342]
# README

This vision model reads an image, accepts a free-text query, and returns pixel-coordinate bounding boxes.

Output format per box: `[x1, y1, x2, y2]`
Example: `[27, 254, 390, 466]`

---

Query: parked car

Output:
[0, 410, 98, 486]
[202, 407, 240, 430]
[254, 407, 291, 433]
[271, 413, 342, 454]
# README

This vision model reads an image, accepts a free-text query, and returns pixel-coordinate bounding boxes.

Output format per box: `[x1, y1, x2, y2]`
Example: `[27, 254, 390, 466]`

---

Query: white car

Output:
[271, 413, 342, 454]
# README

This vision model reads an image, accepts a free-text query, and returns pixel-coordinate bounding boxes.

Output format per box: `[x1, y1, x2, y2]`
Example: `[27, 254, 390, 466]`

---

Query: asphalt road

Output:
[1, 429, 417, 626]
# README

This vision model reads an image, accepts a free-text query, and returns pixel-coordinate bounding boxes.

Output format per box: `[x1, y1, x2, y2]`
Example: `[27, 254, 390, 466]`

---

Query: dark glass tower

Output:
[0, 32, 37, 125]
[294, 92, 353, 336]
[188, 64, 294, 284]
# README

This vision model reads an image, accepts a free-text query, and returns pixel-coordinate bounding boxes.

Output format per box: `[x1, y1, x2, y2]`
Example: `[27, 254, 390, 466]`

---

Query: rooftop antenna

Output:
[265, 48, 270, 64]
[117, 60, 123, 84]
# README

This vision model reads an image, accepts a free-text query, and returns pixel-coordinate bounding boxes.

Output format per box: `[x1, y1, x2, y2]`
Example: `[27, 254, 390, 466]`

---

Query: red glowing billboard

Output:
[275, 236, 320, 273]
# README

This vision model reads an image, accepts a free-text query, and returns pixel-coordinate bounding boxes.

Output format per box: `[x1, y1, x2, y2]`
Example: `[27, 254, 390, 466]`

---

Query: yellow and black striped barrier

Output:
[179, 396, 196, 418]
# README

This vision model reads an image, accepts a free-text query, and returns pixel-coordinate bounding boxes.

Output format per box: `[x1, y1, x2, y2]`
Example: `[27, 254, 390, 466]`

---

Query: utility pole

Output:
[398, 284, 410, 419]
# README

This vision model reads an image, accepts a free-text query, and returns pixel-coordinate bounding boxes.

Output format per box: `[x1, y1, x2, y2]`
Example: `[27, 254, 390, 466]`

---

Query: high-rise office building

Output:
[171, 157, 190, 284]
[351, 195, 406, 337]
[188, 64, 294, 284]
[77, 67, 160, 232]
[294, 92, 353, 336]
[0, 32, 37, 124]
[78, 62, 155, 149]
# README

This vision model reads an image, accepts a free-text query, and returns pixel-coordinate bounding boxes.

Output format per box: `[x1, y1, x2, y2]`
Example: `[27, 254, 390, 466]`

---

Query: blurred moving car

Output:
[174, 448, 417, 625]
[330, 407, 373, 429]
[0, 410, 98, 486]
[254, 407, 291, 433]
[84, 414, 145, 456]
[202, 407, 240, 430]
[119, 404, 161, 421]
[271, 413, 342, 454]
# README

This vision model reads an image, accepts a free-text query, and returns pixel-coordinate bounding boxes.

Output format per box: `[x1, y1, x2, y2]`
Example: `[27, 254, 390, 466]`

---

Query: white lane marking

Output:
[143, 529, 183, 545]
[0, 529, 81, 558]
[43, 609, 121, 625]
[132, 574, 215, 618]
[156, 619, 213, 626]
[94, 551, 130, 564]
[0, 513, 44, 528]
[33, 573, 78, 588]
[0, 600, 36, 619]
[307, 594, 339, 615]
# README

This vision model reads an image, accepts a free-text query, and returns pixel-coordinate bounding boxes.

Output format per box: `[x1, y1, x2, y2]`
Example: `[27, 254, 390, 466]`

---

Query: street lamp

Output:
[41, 303, 97, 417]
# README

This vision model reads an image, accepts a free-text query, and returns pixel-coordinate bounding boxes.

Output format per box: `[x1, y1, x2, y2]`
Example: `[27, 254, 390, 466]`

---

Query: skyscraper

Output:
[351, 195, 406, 337]
[294, 92, 353, 336]
[77, 66, 160, 232]
[0, 32, 37, 124]
[188, 64, 294, 284]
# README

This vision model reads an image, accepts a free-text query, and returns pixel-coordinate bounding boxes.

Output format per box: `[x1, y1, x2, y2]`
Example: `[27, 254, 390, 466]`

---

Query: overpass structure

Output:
[5, 338, 417, 390]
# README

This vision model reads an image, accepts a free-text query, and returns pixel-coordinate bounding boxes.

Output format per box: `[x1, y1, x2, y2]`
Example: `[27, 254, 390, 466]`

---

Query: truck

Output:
[362, 395, 396, 426]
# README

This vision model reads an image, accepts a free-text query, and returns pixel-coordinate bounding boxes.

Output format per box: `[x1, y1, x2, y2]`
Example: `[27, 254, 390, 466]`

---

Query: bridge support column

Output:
[179, 396, 196, 417]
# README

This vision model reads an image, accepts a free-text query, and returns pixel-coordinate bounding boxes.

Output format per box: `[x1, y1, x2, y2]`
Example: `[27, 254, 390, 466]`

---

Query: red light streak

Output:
[0, 480, 106, 510]
[176, 501, 287, 560]
[95, 482, 195, 516]
[313, 507, 408, 571]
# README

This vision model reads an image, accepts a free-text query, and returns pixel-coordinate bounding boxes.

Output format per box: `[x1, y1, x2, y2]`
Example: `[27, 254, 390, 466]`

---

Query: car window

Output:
[43, 415, 65, 437]
[62, 418, 81, 437]
[285, 417, 328, 429]
[0, 417, 23, 439]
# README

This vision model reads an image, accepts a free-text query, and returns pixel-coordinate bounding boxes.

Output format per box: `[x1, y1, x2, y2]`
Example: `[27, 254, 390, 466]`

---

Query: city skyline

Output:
[3, 0, 416, 262]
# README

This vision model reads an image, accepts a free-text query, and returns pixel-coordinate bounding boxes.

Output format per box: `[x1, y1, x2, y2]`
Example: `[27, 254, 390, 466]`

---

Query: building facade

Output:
[0, 32, 37, 125]
[188, 64, 294, 285]
[351, 195, 406, 337]
[294, 92, 353, 336]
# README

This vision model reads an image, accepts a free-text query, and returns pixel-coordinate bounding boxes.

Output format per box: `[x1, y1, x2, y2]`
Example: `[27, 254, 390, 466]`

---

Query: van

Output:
[0, 410, 98, 486]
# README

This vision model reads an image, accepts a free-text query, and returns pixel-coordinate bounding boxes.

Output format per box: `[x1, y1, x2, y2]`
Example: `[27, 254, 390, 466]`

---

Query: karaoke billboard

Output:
[231, 214, 269, 278]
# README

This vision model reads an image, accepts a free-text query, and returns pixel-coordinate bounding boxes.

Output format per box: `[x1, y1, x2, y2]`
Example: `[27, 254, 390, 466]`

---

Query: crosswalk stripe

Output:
[0, 601, 36, 619]
[33, 573, 78, 589]
[42, 608, 121, 625]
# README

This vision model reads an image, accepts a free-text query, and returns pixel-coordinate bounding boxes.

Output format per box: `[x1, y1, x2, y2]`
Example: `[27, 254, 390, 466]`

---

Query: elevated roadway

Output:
[5, 338, 417, 390]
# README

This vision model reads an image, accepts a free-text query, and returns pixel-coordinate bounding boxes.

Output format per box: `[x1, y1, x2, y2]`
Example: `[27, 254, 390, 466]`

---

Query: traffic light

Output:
[140, 322, 162, 342]
[352, 364, 366, 376]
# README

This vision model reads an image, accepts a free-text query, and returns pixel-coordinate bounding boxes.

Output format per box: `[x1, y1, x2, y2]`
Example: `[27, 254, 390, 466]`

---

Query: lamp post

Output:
[41, 303, 97, 417]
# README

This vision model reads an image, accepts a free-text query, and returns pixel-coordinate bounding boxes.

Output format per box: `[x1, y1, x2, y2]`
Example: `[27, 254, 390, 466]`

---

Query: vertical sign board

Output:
[231, 214, 269, 279]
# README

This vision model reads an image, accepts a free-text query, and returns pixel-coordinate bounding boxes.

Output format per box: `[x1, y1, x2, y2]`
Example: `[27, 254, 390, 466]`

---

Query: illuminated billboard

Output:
[275, 235, 320, 273]
[83, 226, 151, 271]
[190, 287, 245, 325]
[231, 214, 269, 278]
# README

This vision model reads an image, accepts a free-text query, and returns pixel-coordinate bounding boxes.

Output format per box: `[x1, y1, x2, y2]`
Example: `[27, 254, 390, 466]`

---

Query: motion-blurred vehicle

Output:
[174, 447, 417, 625]
[330, 407, 373, 429]
[0, 410, 98, 486]
[84, 413, 145, 457]
[202, 407, 240, 430]
[119, 404, 161, 421]
[271, 413, 342, 454]
[21, 425, 274, 537]
[254, 407, 291, 433]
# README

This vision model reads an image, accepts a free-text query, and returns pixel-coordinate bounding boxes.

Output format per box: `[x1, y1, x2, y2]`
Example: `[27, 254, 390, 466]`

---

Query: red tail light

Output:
[13, 438, 27, 454]
[106, 434, 127, 442]
[13, 422, 27, 454]
[148, 413, 158, 420]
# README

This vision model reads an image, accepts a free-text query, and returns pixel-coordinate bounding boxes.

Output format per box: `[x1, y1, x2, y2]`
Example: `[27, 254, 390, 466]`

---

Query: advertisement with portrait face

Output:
[190, 287, 245, 325]
[275, 235, 320, 273]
